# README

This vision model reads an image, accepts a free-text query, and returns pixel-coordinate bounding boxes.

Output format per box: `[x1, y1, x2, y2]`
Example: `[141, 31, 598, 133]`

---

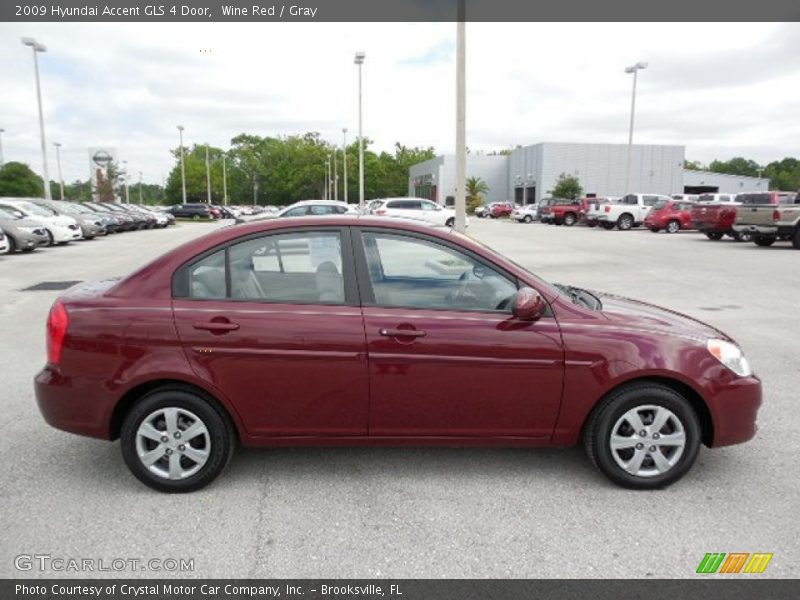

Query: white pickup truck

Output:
[587, 193, 670, 230]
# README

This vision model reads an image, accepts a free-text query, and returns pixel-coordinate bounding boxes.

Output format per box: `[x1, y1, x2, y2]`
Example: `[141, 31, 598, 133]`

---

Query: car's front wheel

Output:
[705, 231, 724, 241]
[445, 217, 455, 228]
[523, 215, 533, 223]
[584, 383, 701, 489]
[121, 389, 235, 493]
[666, 220, 680, 234]
[617, 214, 634, 230]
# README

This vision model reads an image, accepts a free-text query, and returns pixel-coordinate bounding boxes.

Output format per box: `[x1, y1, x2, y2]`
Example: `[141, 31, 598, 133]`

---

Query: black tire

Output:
[649, 227, 660, 233]
[666, 220, 680, 234]
[705, 231, 724, 241]
[584, 383, 701, 490]
[7, 236, 17, 253]
[587, 221, 597, 228]
[523, 215, 533, 224]
[45, 230, 55, 246]
[601, 221, 615, 230]
[445, 217, 455, 228]
[563, 213, 577, 227]
[617, 214, 633, 231]
[192, 214, 200, 221]
[753, 236, 776, 247]
[121, 388, 236, 493]
[792, 228, 800, 250]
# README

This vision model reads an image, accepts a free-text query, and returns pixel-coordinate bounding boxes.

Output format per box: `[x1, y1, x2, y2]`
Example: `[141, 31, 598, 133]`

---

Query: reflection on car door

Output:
[171, 227, 369, 436]
[353, 228, 564, 438]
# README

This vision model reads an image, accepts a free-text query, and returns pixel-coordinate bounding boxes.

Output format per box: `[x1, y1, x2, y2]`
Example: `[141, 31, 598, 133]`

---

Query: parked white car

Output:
[588, 193, 671, 230]
[696, 193, 738, 204]
[0, 198, 82, 244]
[278, 200, 359, 218]
[512, 204, 538, 223]
[372, 197, 467, 228]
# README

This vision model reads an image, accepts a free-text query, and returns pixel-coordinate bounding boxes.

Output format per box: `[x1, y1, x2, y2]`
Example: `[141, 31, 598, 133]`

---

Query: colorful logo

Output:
[696, 552, 773, 574]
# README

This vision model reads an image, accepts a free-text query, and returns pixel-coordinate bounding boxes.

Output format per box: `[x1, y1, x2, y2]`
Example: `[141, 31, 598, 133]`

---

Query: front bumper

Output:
[708, 375, 762, 448]
[52, 225, 83, 242]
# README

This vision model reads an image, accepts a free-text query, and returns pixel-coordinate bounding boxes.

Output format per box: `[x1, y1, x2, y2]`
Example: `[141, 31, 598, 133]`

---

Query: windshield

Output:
[18, 202, 56, 217]
[67, 203, 94, 214]
[0, 207, 22, 220]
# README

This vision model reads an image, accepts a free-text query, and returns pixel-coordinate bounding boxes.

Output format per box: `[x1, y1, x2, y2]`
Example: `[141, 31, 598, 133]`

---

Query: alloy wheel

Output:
[135, 407, 211, 480]
[609, 405, 686, 478]
[666, 221, 680, 233]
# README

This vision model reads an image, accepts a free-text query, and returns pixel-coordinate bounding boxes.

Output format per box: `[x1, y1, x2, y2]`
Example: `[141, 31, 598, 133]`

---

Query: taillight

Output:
[773, 209, 781, 222]
[604, 206, 611, 213]
[47, 300, 69, 366]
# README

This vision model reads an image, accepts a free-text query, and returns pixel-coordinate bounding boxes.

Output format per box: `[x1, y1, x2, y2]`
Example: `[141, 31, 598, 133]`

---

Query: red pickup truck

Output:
[692, 192, 791, 242]
[542, 198, 588, 226]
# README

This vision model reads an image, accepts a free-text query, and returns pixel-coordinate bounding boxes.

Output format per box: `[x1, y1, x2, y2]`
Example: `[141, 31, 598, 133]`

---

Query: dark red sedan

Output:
[35, 217, 761, 492]
[644, 199, 695, 233]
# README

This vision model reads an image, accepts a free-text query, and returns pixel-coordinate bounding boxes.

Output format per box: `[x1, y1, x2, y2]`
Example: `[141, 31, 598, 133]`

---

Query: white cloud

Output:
[0, 21, 797, 185]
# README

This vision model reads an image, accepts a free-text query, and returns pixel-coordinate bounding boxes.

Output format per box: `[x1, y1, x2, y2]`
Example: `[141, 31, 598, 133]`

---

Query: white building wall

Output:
[683, 169, 769, 193]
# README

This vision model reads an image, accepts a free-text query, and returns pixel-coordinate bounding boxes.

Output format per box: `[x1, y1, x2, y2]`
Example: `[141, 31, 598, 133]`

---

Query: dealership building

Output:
[408, 142, 768, 205]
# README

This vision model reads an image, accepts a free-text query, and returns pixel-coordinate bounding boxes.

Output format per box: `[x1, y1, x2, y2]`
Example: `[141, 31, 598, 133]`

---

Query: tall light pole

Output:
[53, 142, 64, 199]
[354, 51, 366, 208]
[454, 11, 467, 232]
[177, 125, 187, 204]
[138, 171, 143, 203]
[222, 154, 228, 205]
[624, 61, 648, 195]
[205, 144, 212, 204]
[0, 128, 5, 167]
[122, 160, 130, 203]
[342, 128, 348, 204]
[22, 37, 52, 200]
[327, 154, 332, 200]
[333, 147, 338, 201]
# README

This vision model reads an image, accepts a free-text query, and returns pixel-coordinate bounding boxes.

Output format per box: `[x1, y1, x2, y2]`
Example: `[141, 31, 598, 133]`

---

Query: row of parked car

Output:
[164, 203, 281, 220]
[0, 198, 175, 255]
[485, 191, 800, 249]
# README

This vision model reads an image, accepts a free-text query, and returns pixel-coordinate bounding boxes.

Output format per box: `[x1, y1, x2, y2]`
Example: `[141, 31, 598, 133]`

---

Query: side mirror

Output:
[435, 205, 443, 211]
[512, 287, 546, 321]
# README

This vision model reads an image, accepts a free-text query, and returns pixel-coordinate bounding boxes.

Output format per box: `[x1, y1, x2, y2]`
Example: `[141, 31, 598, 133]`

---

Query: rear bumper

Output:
[733, 224, 794, 237]
[707, 375, 762, 448]
[35, 367, 112, 439]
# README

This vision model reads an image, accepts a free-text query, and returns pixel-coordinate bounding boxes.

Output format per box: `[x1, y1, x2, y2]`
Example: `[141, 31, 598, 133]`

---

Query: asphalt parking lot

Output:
[1, 219, 797, 579]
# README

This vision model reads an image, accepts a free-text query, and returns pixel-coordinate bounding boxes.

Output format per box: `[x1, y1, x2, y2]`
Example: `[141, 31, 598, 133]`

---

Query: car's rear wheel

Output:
[666, 220, 680, 234]
[705, 231, 724, 241]
[45, 230, 55, 246]
[792, 227, 800, 250]
[523, 215, 533, 223]
[7, 236, 16, 253]
[649, 227, 660, 233]
[121, 389, 235, 493]
[617, 214, 633, 230]
[563, 213, 577, 227]
[601, 222, 615, 230]
[584, 383, 701, 489]
[445, 217, 455, 228]
[753, 236, 776, 247]
[587, 221, 597, 228]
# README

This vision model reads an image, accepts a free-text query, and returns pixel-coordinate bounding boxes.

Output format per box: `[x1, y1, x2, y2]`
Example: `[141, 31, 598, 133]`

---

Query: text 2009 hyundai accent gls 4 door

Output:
[35, 216, 761, 492]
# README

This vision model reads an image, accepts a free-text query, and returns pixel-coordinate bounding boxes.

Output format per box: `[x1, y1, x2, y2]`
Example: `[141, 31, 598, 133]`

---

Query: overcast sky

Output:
[1, 22, 798, 185]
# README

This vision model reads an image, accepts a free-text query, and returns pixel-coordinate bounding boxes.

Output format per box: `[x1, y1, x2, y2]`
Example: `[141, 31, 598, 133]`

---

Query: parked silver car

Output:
[31, 199, 107, 239]
[0, 207, 50, 252]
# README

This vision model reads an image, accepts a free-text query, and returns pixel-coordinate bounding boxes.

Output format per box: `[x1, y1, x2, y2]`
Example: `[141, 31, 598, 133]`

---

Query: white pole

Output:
[138, 171, 143, 203]
[333, 147, 338, 201]
[205, 144, 211, 204]
[177, 126, 187, 204]
[123, 160, 130, 204]
[28, 42, 52, 200]
[0, 128, 5, 167]
[355, 52, 366, 209]
[454, 15, 467, 232]
[626, 69, 637, 195]
[342, 128, 348, 204]
[54, 142, 64, 200]
[222, 154, 228, 205]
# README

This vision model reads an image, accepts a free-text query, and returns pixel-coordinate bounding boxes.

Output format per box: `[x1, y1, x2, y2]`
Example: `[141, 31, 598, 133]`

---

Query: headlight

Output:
[707, 339, 752, 377]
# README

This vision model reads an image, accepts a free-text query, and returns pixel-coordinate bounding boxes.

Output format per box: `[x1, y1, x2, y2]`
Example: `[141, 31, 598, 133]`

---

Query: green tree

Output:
[684, 159, 704, 171]
[466, 176, 489, 214]
[707, 157, 761, 177]
[552, 173, 583, 200]
[0, 161, 44, 197]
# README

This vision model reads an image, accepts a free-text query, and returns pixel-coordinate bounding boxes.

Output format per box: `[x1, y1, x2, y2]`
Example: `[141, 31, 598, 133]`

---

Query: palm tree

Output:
[465, 176, 489, 214]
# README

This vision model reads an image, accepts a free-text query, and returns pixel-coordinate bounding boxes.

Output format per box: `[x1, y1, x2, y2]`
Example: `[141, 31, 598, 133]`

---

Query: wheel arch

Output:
[580, 376, 714, 447]
[109, 379, 241, 442]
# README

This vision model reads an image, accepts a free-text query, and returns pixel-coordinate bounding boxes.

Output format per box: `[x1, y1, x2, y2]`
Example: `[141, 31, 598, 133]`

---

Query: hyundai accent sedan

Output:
[35, 216, 761, 492]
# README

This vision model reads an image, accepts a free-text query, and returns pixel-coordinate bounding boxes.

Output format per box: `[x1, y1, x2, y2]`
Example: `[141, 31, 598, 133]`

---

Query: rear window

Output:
[736, 193, 771, 205]
[652, 199, 668, 210]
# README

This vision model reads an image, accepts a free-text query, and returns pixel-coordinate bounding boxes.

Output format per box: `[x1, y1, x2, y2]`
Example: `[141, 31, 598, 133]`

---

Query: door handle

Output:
[379, 328, 426, 338]
[193, 321, 240, 332]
